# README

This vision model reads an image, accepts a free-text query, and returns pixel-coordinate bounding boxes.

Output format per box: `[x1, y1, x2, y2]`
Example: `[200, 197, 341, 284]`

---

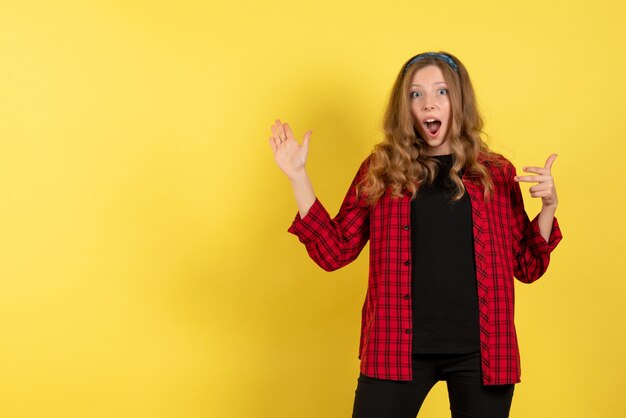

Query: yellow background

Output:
[1, 1, 624, 417]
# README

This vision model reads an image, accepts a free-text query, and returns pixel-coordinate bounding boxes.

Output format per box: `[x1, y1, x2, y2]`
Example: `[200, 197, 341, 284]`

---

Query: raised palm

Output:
[269, 119, 312, 180]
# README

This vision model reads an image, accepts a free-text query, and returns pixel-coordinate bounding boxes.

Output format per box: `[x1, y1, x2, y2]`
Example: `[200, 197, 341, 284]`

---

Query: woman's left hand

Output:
[514, 153, 558, 209]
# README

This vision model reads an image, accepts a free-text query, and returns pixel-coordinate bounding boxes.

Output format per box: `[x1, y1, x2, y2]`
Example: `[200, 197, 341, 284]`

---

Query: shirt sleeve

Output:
[287, 158, 371, 272]
[508, 162, 563, 283]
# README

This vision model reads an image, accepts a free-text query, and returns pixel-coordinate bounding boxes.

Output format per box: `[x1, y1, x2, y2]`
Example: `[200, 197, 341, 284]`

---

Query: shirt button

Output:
[403, 224, 409, 231]
[405, 329, 412, 334]
[404, 260, 410, 266]
[403, 294, 410, 300]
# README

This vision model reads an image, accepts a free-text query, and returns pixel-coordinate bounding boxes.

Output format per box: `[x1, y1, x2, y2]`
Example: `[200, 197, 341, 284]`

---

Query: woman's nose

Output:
[422, 95, 436, 111]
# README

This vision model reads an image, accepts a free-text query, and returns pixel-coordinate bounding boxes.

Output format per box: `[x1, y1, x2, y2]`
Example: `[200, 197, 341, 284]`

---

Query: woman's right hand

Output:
[269, 119, 312, 181]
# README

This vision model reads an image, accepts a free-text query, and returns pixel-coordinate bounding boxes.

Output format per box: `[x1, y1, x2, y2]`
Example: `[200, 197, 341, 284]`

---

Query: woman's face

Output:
[409, 65, 452, 155]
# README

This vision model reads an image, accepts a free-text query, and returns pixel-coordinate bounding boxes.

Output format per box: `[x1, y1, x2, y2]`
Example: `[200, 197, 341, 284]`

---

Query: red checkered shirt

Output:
[288, 155, 562, 385]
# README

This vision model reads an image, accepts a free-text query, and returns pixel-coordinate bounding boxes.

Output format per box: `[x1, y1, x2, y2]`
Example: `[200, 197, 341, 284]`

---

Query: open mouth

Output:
[424, 119, 442, 136]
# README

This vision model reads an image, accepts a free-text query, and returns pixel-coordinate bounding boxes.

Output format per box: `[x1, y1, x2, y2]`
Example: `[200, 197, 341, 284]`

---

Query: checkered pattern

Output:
[288, 155, 562, 385]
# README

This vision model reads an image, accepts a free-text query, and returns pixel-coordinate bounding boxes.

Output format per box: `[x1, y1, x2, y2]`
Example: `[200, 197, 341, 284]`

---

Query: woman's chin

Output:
[423, 137, 450, 156]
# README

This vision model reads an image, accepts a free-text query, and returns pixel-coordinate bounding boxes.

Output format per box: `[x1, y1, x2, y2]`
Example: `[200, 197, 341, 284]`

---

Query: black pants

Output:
[352, 351, 514, 418]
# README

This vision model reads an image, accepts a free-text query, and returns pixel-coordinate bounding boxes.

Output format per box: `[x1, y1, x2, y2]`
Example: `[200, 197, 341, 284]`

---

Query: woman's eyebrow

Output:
[410, 82, 447, 87]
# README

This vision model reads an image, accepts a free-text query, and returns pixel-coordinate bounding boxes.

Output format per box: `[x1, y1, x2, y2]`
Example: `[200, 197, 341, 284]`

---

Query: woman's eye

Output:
[410, 91, 422, 98]
[437, 89, 448, 95]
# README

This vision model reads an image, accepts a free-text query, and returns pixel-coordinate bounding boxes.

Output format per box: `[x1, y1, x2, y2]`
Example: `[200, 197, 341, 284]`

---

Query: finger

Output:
[284, 123, 295, 141]
[271, 125, 282, 143]
[529, 184, 552, 193]
[544, 153, 558, 170]
[269, 137, 277, 153]
[273, 120, 283, 140]
[302, 130, 312, 152]
[514, 175, 551, 183]
[521, 166, 549, 175]
[275, 119, 287, 140]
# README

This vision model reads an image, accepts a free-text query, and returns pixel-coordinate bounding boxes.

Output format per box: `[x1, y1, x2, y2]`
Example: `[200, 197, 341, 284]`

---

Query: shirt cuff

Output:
[525, 215, 563, 256]
[287, 198, 330, 244]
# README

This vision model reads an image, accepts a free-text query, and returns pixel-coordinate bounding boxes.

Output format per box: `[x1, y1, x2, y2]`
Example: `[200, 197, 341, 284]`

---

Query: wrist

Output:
[289, 170, 309, 183]
[540, 202, 557, 215]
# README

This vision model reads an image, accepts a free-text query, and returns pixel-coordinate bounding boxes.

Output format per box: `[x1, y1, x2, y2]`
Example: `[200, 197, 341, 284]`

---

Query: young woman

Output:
[268, 52, 562, 418]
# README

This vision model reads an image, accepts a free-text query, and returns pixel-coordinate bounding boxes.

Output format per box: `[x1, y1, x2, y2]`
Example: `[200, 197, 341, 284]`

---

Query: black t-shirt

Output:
[410, 154, 480, 353]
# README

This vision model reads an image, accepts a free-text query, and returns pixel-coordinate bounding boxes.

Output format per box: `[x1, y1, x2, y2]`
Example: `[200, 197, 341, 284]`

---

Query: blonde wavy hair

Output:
[359, 51, 500, 205]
